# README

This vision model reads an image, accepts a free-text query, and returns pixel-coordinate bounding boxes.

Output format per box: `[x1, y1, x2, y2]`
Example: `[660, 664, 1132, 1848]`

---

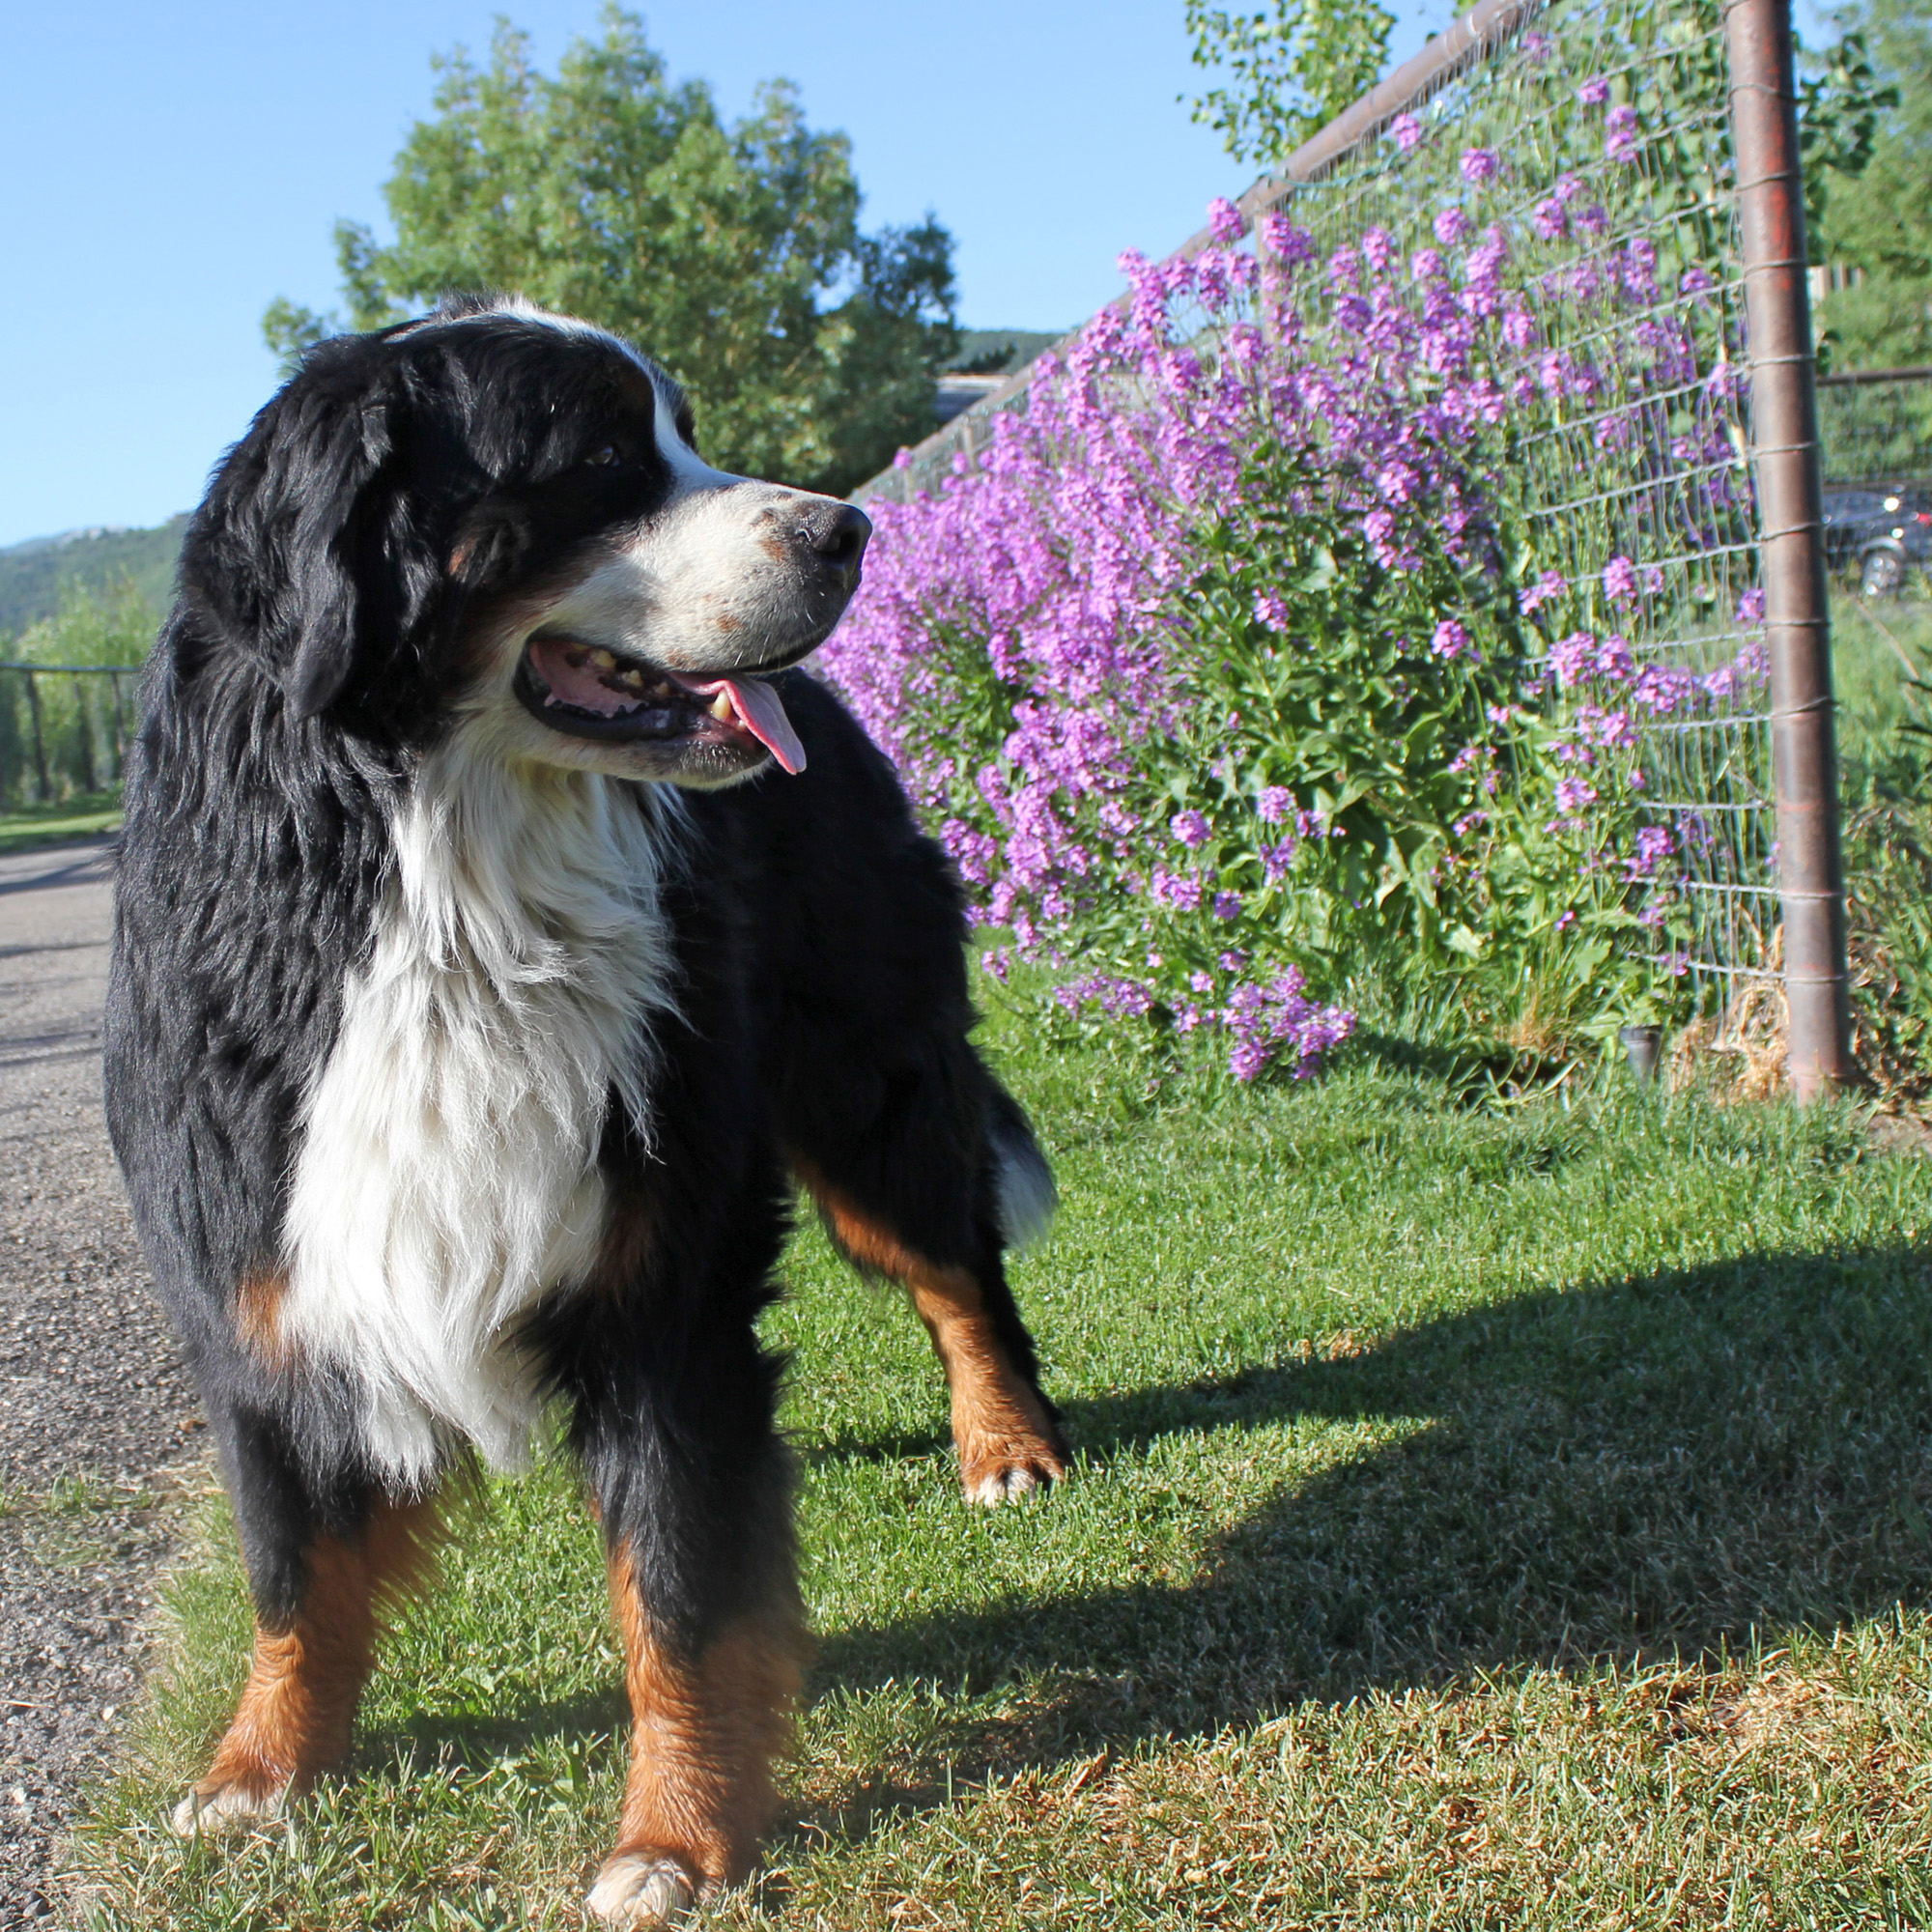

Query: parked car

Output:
[1821, 484, 1932, 598]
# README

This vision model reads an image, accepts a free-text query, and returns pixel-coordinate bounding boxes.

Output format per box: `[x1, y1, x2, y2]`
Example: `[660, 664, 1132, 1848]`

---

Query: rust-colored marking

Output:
[188, 1497, 442, 1808]
[587, 1187, 655, 1297]
[902, 1264, 1068, 1496]
[605, 1544, 808, 1887]
[235, 1267, 292, 1370]
[792, 1159, 1066, 1496]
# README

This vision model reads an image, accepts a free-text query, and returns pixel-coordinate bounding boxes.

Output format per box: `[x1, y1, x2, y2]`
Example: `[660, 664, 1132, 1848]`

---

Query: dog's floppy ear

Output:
[184, 348, 430, 721]
[281, 400, 396, 720]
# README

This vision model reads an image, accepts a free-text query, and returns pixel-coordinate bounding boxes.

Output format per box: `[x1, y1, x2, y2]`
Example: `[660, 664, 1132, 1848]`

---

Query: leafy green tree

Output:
[15, 577, 155, 668]
[265, 7, 956, 494]
[2, 579, 154, 805]
[1812, 0, 1932, 367]
[1183, 0, 1395, 167]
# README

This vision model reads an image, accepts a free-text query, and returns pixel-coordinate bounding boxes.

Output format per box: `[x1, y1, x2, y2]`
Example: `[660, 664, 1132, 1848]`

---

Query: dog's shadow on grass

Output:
[342, 1239, 1932, 1867]
[788, 1239, 1932, 1844]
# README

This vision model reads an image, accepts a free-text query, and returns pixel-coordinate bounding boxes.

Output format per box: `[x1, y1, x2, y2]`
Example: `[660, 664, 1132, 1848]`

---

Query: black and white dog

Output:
[103, 296, 1066, 1925]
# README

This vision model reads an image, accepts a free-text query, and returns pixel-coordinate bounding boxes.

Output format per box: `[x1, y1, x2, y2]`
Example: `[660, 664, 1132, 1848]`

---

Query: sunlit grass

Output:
[69, 1008, 1932, 1929]
[1834, 589, 1932, 752]
[0, 790, 121, 854]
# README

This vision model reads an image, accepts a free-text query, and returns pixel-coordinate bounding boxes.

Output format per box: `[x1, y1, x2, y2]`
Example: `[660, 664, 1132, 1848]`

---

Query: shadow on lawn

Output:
[343, 1238, 1932, 1865]
[797, 1238, 1932, 1827]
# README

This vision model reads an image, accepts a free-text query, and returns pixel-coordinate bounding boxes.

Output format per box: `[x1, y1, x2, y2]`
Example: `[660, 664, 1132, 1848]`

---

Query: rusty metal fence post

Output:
[1725, 0, 1853, 1101]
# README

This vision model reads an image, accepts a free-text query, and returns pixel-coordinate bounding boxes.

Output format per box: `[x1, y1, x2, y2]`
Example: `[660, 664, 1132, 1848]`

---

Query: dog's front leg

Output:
[588, 1548, 806, 1925]
[574, 1314, 808, 1927]
[172, 1396, 441, 1833]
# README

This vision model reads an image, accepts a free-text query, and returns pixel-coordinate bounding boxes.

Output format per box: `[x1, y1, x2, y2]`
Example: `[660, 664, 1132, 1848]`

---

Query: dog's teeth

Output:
[709, 692, 734, 722]
[589, 648, 620, 671]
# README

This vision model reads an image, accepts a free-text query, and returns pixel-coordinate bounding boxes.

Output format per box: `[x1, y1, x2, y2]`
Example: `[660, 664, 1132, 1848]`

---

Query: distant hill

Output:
[0, 517, 185, 641]
[947, 329, 1064, 377]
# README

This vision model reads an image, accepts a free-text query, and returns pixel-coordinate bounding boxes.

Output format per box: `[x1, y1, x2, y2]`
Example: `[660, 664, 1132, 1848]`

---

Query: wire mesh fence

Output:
[0, 664, 140, 808]
[852, 0, 1807, 1023]
[1817, 367, 1932, 487]
[1267, 0, 1778, 996]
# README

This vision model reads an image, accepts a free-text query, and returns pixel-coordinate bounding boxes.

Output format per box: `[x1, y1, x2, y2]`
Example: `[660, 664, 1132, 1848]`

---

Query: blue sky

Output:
[0, 0, 1454, 548]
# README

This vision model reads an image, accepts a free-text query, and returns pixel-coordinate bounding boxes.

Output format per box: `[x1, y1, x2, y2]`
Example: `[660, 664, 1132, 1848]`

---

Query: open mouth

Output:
[514, 636, 807, 773]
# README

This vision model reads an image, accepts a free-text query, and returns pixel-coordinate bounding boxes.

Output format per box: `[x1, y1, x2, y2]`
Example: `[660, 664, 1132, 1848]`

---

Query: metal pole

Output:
[1814, 363, 1932, 387]
[109, 670, 127, 780]
[76, 678, 98, 795]
[22, 670, 50, 804]
[1725, 0, 1852, 1101]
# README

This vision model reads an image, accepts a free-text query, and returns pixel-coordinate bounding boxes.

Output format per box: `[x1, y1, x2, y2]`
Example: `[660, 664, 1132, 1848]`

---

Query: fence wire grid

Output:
[1, 663, 139, 809]
[1817, 368, 1932, 486]
[862, 0, 1802, 1005]
[1285, 0, 1779, 993]
[3, 0, 1836, 1026]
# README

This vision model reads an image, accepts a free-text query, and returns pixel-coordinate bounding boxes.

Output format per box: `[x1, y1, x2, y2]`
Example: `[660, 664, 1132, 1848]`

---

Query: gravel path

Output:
[0, 838, 199, 1926]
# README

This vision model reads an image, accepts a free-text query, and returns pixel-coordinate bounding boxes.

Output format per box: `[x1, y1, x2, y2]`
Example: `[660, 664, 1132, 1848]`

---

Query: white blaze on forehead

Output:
[407, 305, 831, 684]
[392, 297, 628, 348]
[645, 369, 736, 492]
[395, 302, 742, 506]
[396, 301, 699, 458]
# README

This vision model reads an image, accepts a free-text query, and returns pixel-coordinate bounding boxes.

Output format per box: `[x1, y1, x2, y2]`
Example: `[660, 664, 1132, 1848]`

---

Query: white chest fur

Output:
[278, 740, 678, 1486]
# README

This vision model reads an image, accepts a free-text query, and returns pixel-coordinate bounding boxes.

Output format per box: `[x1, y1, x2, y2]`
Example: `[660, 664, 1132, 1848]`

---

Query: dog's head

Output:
[180, 295, 870, 785]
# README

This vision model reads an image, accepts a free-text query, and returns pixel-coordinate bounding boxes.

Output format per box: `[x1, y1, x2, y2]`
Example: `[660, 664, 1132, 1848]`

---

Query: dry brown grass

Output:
[714, 1637, 1932, 1931]
[1668, 931, 1791, 1104]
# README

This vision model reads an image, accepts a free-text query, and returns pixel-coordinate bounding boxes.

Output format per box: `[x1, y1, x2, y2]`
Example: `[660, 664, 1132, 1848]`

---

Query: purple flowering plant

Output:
[822, 9, 1764, 1071]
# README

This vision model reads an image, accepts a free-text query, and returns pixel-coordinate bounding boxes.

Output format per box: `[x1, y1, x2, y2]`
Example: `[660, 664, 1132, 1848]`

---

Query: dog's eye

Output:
[582, 444, 622, 469]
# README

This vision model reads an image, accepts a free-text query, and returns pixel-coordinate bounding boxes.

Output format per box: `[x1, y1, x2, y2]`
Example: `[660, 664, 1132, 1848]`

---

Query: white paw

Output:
[585, 1850, 699, 1927]
[171, 1782, 285, 1836]
[962, 1462, 1045, 1506]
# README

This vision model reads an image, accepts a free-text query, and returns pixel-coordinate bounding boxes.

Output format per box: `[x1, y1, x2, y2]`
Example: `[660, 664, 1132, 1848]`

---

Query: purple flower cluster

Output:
[1054, 974, 1154, 1020]
[1224, 969, 1358, 1082]
[1548, 627, 1768, 723]
[1058, 964, 1354, 1083]
[824, 44, 1762, 1067]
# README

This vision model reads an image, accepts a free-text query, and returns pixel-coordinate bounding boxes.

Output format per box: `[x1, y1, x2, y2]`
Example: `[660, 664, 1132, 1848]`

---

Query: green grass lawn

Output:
[0, 791, 121, 855]
[71, 1019, 1932, 1929]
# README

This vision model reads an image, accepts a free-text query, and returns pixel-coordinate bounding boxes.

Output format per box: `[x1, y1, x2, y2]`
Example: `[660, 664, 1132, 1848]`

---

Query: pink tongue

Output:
[723, 676, 807, 775]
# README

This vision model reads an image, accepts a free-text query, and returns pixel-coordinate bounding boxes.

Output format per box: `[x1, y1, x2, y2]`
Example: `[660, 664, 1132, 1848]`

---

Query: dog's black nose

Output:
[798, 502, 871, 586]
